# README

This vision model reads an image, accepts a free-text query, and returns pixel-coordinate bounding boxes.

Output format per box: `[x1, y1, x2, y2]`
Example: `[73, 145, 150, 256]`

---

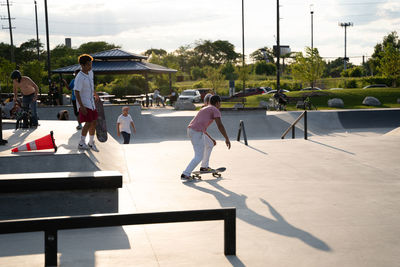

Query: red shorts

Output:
[79, 107, 98, 123]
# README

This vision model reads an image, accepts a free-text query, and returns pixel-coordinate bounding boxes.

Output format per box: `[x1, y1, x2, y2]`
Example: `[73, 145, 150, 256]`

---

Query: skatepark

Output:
[0, 106, 400, 266]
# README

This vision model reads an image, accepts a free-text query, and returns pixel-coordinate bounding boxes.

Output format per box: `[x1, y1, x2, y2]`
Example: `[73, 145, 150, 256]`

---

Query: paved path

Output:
[0, 109, 399, 266]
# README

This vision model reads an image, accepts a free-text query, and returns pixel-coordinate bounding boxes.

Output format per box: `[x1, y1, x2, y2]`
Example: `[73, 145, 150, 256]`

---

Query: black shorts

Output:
[72, 99, 79, 117]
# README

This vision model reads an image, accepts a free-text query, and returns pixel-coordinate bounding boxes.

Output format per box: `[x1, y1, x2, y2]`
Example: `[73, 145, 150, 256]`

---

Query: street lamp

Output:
[310, 4, 314, 50]
[310, 4, 314, 89]
[339, 22, 353, 70]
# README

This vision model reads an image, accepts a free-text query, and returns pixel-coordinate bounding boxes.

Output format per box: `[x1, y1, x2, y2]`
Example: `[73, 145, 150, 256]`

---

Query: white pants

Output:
[183, 128, 214, 176]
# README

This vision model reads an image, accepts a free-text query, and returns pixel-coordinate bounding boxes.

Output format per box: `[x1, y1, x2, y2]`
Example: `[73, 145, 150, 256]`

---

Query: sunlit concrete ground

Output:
[0, 109, 399, 266]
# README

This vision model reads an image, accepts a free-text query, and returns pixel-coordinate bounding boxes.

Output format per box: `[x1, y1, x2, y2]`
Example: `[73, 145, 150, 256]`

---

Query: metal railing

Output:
[0, 208, 236, 267]
[236, 120, 248, 145]
[281, 111, 308, 140]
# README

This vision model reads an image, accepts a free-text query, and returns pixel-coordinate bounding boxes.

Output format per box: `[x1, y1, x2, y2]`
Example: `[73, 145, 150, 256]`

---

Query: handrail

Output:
[0, 208, 236, 266]
[236, 120, 248, 145]
[281, 110, 308, 140]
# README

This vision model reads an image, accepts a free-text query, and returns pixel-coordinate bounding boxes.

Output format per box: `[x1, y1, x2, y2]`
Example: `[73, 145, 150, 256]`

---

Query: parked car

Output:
[300, 87, 322, 91]
[196, 88, 212, 101]
[266, 89, 290, 94]
[362, 84, 388, 89]
[232, 87, 270, 98]
[329, 88, 343, 90]
[178, 89, 201, 103]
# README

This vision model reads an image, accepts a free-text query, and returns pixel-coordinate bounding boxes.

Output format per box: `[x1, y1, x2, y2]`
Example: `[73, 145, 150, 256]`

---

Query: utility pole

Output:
[339, 22, 353, 70]
[1, 0, 15, 62]
[34, 0, 40, 60]
[276, 0, 280, 91]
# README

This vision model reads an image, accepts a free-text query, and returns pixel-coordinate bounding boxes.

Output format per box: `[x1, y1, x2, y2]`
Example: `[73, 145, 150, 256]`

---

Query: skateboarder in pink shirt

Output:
[181, 95, 231, 180]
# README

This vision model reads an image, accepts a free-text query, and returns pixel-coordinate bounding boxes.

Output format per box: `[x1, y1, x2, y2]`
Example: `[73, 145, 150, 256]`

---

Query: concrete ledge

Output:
[0, 171, 122, 193]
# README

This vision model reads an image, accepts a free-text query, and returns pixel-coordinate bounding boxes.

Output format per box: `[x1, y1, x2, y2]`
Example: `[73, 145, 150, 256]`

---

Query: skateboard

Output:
[95, 100, 108, 142]
[191, 167, 226, 180]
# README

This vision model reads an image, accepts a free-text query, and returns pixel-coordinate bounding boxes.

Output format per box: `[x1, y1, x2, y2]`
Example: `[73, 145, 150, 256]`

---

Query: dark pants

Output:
[121, 131, 131, 144]
[22, 93, 38, 126]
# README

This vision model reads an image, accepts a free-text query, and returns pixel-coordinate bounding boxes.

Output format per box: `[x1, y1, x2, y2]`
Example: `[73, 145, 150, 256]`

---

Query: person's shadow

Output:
[184, 180, 331, 251]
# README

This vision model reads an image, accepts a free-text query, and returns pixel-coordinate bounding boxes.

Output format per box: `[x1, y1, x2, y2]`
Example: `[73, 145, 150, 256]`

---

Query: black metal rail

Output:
[0, 208, 236, 266]
[281, 110, 308, 140]
[236, 120, 248, 145]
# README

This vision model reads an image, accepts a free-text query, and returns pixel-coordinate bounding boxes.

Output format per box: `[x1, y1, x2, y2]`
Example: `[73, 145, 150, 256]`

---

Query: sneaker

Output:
[200, 167, 213, 172]
[78, 142, 88, 150]
[88, 142, 99, 152]
[76, 125, 82, 130]
[180, 174, 191, 180]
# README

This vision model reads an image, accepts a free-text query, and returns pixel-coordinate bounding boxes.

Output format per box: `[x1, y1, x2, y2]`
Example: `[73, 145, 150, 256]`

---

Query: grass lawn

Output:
[238, 88, 400, 110]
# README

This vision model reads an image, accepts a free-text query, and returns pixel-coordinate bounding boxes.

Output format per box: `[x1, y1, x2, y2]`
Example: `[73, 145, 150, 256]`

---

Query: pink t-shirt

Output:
[188, 105, 221, 132]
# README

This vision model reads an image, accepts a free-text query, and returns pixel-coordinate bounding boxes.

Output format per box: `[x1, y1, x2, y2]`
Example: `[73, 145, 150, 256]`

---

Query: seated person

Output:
[57, 110, 69, 120]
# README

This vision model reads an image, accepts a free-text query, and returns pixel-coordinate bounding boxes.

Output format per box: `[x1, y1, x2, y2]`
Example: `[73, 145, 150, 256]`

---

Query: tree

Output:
[235, 64, 251, 90]
[21, 60, 46, 92]
[369, 31, 400, 75]
[204, 66, 225, 93]
[254, 61, 276, 76]
[291, 47, 325, 87]
[250, 47, 275, 63]
[144, 48, 167, 58]
[221, 62, 238, 81]
[0, 57, 16, 92]
[15, 39, 44, 64]
[193, 40, 239, 67]
[378, 43, 400, 87]
[190, 66, 205, 80]
[77, 41, 119, 54]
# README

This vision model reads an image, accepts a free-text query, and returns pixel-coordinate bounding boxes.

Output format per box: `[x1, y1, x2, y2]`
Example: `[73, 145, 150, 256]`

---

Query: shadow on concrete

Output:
[238, 142, 269, 155]
[0, 128, 37, 152]
[184, 180, 331, 252]
[226, 255, 246, 267]
[0, 227, 131, 267]
[308, 140, 355, 155]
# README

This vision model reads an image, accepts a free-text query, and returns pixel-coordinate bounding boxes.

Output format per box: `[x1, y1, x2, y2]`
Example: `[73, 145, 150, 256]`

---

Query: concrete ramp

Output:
[108, 108, 400, 143]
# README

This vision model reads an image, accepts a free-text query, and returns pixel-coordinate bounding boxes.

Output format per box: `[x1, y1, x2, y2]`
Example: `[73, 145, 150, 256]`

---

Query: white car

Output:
[178, 89, 201, 103]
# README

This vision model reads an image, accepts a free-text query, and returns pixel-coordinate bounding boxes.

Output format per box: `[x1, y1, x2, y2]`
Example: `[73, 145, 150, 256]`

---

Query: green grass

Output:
[245, 88, 400, 110]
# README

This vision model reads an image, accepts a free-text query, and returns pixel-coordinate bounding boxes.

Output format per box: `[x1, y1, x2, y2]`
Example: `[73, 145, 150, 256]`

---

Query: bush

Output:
[361, 76, 392, 87]
[339, 79, 358, 88]
[192, 81, 206, 88]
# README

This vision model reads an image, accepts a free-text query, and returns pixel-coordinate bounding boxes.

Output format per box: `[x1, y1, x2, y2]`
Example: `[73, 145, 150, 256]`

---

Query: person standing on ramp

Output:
[181, 95, 231, 180]
[74, 54, 100, 151]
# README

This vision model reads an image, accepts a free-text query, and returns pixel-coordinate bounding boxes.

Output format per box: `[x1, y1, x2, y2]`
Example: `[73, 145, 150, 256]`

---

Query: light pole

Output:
[339, 22, 353, 70]
[310, 4, 314, 50]
[310, 4, 314, 89]
[44, 0, 51, 89]
[34, 0, 40, 60]
[241, 0, 245, 94]
[276, 0, 280, 91]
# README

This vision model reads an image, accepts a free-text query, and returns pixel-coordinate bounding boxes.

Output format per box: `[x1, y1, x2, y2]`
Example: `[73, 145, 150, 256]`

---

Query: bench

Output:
[0, 171, 122, 193]
[0, 208, 236, 266]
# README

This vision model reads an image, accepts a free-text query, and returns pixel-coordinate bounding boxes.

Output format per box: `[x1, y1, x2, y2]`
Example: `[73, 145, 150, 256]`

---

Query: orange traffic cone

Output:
[11, 131, 57, 153]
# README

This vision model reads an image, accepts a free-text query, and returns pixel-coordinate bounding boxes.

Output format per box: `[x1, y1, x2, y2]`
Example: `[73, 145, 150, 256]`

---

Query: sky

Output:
[1, 0, 399, 65]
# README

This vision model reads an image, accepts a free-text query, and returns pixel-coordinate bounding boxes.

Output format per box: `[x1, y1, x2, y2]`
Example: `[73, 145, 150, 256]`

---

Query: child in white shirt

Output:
[117, 106, 136, 144]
